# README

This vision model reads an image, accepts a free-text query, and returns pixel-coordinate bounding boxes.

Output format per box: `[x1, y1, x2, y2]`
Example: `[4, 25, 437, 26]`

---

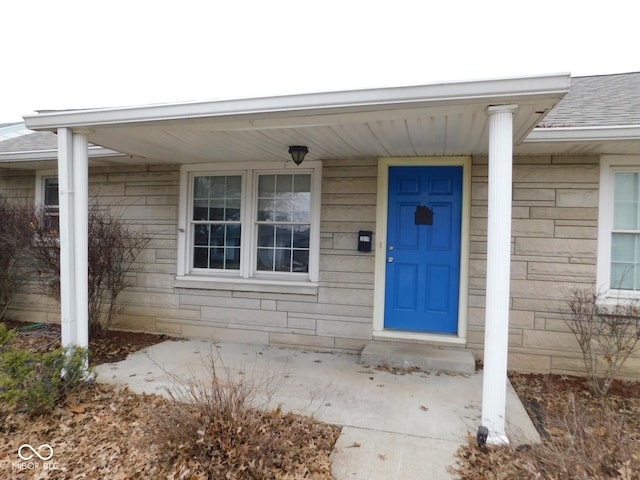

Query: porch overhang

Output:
[24, 74, 571, 163]
[20, 73, 572, 447]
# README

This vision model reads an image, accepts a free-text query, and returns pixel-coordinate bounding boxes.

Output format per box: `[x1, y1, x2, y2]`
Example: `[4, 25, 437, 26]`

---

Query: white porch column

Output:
[480, 104, 517, 445]
[57, 128, 89, 350]
[72, 131, 89, 349]
[57, 128, 76, 347]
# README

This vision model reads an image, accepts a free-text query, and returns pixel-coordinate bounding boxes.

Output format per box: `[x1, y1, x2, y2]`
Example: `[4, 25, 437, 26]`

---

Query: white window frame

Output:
[35, 169, 60, 229]
[176, 161, 322, 293]
[35, 169, 58, 206]
[597, 155, 640, 299]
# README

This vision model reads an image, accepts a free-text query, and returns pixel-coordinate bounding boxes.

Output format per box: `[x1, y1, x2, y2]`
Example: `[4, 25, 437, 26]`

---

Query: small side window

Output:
[610, 172, 640, 290]
[35, 171, 59, 233]
[43, 177, 60, 232]
[597, 156, 640, 297]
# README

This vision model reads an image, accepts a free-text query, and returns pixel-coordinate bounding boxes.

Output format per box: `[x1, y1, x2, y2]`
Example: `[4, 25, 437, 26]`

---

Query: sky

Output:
[1, 0, 638, 124]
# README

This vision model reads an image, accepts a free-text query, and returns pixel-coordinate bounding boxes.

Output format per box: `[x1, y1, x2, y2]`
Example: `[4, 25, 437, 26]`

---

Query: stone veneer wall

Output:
[107, 159, 378, 351]
[3, 156, 640, 378]
[0, 169, 59, 321]
[4, 160, 378, 352]
[0, 169, 35, 205]
[467, 154, 639, 378]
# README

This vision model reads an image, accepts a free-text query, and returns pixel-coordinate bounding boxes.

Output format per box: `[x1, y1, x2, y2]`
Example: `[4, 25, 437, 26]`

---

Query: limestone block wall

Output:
[0, 169, 35, 205]
[2, 160, 378, 352]
[107, 158, 378, 351]
[465, 155, 637, 377]
[0, 169, 57, 323]
[91, 159, 378, 352]
[3, 154, 639, 377]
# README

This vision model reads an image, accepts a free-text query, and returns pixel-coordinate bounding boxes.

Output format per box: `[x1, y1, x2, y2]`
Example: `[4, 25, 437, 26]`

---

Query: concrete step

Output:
[360, 343, 476, 375]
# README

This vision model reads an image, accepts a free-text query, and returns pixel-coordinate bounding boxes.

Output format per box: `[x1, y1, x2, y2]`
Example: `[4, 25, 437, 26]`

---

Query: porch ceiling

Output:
[81, 104, 548, 164]
[23, 74, 571, 165]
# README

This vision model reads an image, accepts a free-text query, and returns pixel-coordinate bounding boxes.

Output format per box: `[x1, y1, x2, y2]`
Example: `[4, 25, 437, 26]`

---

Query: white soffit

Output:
[23, 74, 570, 163]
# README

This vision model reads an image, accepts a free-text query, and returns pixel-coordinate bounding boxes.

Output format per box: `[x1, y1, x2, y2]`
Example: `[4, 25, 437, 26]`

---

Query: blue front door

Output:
[384, 166, 462, 334]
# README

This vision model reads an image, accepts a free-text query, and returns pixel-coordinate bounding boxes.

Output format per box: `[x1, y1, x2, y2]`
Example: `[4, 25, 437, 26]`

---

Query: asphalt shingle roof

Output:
[0, 130, 57, 153]
[540, 72, 640, 128]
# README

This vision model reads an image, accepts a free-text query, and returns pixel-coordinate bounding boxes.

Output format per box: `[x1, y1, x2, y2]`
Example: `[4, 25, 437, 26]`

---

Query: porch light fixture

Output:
[288, 145, 308, 165]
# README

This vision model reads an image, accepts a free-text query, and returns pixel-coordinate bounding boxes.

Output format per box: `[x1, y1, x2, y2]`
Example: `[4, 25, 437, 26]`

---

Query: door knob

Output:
[388, 256, 394, 263]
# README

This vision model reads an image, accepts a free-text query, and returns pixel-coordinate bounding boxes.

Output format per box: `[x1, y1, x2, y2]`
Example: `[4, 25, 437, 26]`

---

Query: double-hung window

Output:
[35, 171, 60, 232]
[598, 156, 640, 296]
[192, 175, 242, 270]
[256, 174, 311, 273]
[177, 161, 321, 289]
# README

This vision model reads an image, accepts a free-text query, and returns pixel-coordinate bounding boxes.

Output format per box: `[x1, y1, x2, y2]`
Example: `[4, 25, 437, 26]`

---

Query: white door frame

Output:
[372, 156, 471, 345]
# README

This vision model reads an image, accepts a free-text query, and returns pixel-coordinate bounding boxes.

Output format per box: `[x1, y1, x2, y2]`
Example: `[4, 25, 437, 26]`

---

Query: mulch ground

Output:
[2, 320, 170, 365]
[452, 372, 640, 479]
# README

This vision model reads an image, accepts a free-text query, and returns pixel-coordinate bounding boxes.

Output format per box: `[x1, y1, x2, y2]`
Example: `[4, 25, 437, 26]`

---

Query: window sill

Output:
[598, 289, 640, 304]
[174, 275, 319, 295]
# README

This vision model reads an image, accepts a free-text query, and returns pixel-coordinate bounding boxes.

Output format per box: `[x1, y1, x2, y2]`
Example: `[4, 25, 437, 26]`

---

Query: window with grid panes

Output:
[180, 163, 319, 285]
[42, 176, 60, 232]
[191, 175, 242, 270]
[256, 174, 311, 273]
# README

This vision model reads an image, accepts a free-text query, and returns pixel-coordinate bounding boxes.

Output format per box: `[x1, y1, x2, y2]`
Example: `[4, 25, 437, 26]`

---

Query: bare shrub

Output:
[528, 396, 638, 479]
[30, 207, 149, 337]
[29, 206, 61, 298]
[452, 395, 640, 479]
[85, 209, 150, 336]
[0, 203, 38, 322]
[152, 352, 340, 478]
[567, 288, 640, 397]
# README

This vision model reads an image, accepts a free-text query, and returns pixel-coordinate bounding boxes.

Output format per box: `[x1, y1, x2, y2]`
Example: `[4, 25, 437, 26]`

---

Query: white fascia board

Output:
[24, 73, 571, 131]
[0, 146, 125, 162]
[526, 125, 640, 142]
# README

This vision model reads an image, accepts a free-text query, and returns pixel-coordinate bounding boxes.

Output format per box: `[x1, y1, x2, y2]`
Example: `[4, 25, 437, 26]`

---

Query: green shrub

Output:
[0, 323, 16, 350]
[0, 346, 89, 415]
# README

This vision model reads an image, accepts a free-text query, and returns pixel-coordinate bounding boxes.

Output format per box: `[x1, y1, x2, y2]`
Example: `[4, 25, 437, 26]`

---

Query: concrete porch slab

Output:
[360, 342, 476, 375]
[95, 340, 539, 480]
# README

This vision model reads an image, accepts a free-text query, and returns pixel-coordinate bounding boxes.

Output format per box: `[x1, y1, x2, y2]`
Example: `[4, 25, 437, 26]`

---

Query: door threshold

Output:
[361, 342, 475, 374]
[373, 329, 466, 345]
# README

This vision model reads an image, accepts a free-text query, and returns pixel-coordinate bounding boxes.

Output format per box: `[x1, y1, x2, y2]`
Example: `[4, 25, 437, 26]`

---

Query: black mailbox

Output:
[358, 230, 372, 252]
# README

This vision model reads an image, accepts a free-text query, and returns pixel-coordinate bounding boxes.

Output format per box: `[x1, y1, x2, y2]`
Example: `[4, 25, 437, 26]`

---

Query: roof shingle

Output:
[540, 72, 640, 128]
[0, 131, 57, 153]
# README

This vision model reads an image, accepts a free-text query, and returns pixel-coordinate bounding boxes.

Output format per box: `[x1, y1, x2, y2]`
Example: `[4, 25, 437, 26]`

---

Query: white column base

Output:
[486, 431, 509, 446]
